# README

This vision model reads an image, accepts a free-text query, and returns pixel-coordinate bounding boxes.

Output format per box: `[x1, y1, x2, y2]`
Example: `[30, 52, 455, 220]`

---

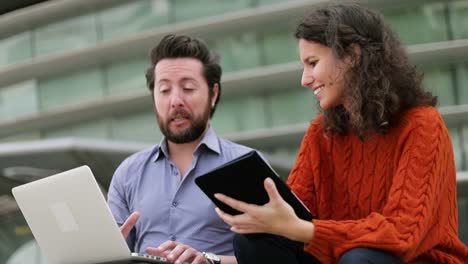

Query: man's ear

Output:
[211, 83, 219, 108]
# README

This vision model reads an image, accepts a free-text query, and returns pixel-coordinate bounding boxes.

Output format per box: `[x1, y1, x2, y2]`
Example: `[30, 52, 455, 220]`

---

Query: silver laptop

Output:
[11, 165, 170, 264]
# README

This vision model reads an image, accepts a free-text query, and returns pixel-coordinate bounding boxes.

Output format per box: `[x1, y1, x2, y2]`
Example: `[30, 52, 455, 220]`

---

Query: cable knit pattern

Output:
[287, 106, 468, 264]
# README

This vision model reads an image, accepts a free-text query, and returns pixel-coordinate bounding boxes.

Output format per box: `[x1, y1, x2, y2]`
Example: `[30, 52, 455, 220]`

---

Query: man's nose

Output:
[170, 89, 184, 107]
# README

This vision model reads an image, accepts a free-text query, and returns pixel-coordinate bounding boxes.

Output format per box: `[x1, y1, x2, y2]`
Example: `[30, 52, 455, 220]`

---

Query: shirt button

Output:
[172, 201, 178, 207]
[170, 235, 176, 241]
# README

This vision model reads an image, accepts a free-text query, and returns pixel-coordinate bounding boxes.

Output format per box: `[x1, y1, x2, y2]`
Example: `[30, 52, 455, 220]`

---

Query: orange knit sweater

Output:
[287, 106, 468, 263]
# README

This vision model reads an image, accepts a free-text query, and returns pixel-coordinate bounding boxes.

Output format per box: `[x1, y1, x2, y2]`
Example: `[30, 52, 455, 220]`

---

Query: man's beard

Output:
[156, 104, 211, 144]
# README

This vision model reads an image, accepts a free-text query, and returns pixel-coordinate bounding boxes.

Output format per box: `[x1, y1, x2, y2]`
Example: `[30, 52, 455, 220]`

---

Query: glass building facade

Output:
[0, 0, 467, 262]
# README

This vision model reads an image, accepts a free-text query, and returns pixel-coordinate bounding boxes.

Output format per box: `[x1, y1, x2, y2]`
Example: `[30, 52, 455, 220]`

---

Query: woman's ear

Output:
[345, 44, 361, 67]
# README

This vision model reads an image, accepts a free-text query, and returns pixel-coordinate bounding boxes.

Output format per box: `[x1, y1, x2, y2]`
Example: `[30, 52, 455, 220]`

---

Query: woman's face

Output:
[298, 39, 350, 110]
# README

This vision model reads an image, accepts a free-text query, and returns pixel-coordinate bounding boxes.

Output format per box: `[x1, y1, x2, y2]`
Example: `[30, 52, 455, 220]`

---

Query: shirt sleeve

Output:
[107, 157, 135, 250]
[306, 112, 459, 262]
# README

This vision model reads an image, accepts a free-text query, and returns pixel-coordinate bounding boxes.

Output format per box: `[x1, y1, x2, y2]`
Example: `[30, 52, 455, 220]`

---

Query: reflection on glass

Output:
[111, 111, 161, 142]
[238, 96, 268, 130]
[269, 88, 317, 127]
[173, 0, 250, 22]
[456, 62, 468, 105]
[262, 28, 297, 65]
[0, 32, 32, 67]
[211, 99, 242, 135]
[449, 127, 463, 171]
[458, 196, 468, 245]
[0, 80, 38, 121]
[212, 95, 267, 133]
[43, 119, 110, 139]
[422, 66, 455, 106]
[6, 240, 47, 264]
[383, 3, 448, 45]
[0, 132, 41, 143]
[99, 0, 169, 41]
[463, 124, 468, 171]
[268, 147, 300, 167]
[449, 0, 468, 40]
[38, 68, 104, 111]
[34, 14, 98, 57]
[0, 210, 36, 263]
[212, 32, 260, 72]
[105, 57, 148, 96]
[256, 0, 285, 6]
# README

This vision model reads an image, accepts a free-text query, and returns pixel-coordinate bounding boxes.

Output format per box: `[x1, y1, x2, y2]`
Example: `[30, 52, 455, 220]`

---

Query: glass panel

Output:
[34, 14, 97, 57]
[173, 0, 250, 22]
[456, 62, 468, 105]
[212, 32, 260, 72]
[0, 211, 37, 263]
[211, 99, 242, 135]
[449, 127, 463, 171]
[99, 0, 169, 42]
[268, 147, 300, 165]
[111, 111, 161, 142]
[383, 3, 448, 45]
[0, 80, 38, 121]
[105, 57, 148, 96]
[43, 119, 110, 139]
[0, 31, 32, 67]
[257, 0, 284, 6]
[0, 131, 41, 143]
[463, 124, 468, 171]
[269, 88, 317, 127]
[422, 66, 455, 107]
[262, 28, 297, 65]
[38, 68, 104, 111]
[449, 0, 468, 40]
[458, 196, 468, 245]
[238, 96, 268, 130]
[6, 240, 47, 264]
[212, 95, 268, 133]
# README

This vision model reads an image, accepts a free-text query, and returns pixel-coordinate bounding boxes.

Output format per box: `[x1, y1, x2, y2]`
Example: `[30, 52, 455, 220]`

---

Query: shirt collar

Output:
[152, 125, 220, 162]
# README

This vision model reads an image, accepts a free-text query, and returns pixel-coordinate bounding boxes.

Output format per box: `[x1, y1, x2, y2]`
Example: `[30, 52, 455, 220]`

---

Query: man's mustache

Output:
[169, 108, 192, 120]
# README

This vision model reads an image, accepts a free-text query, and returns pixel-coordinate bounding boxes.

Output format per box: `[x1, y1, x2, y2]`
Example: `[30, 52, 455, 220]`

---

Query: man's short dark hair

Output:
[145, 34, 222, 117]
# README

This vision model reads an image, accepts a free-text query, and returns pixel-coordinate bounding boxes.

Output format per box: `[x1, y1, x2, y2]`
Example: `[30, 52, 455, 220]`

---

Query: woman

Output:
[215, 4, 468, 264]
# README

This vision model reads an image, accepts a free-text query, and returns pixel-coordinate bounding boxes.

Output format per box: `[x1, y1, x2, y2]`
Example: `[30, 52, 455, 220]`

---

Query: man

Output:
[107, 34, 253, 264]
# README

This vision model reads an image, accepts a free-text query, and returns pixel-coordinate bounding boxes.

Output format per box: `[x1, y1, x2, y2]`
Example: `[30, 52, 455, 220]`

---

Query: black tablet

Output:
[195, 151, 312, 221]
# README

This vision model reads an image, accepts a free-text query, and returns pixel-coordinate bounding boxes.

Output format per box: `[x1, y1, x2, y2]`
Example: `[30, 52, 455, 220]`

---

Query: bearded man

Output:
[107, 34, 256, 264]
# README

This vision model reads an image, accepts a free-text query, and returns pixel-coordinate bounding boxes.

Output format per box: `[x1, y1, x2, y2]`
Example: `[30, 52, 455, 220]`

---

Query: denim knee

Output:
[339, 247, 403, 264]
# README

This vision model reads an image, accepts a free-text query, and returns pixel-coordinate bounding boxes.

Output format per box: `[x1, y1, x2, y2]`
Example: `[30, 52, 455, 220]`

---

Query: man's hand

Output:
[120, 211, 140, 239]
[146, 241, 209, 264]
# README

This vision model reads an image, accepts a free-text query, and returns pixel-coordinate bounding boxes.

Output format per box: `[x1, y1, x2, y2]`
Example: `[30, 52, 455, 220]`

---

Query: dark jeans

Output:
[233, 234, 404, 264]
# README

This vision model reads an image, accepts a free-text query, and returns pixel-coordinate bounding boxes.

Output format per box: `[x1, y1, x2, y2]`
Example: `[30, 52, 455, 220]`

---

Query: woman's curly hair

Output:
[295, 4, 437, 138]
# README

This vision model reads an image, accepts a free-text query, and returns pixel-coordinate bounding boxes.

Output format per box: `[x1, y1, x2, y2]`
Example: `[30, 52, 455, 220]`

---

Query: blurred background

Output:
[0, 0, 467, 263]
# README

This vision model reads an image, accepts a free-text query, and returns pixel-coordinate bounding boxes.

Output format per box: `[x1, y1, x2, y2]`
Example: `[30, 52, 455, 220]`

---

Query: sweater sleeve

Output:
[306, 109, 459, 262]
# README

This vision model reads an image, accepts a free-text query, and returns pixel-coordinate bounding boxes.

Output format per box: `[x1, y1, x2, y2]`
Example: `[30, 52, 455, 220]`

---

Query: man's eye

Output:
[309, 60, 317, 67]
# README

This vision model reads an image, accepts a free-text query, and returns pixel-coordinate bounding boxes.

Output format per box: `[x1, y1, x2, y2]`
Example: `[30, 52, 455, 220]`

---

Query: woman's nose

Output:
[301, 69, 313, 87]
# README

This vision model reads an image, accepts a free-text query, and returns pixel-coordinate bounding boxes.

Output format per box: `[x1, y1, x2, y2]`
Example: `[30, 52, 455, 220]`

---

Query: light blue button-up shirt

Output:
[107, 127, 253, 255]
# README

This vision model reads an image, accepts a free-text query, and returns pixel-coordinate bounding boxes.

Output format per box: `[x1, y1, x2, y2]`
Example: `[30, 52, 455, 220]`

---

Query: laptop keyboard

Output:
[131, 252, 171, 263]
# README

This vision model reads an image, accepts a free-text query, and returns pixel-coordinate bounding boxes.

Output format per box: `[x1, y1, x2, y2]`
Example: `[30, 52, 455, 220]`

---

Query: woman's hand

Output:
[214, 178, 314, 242]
